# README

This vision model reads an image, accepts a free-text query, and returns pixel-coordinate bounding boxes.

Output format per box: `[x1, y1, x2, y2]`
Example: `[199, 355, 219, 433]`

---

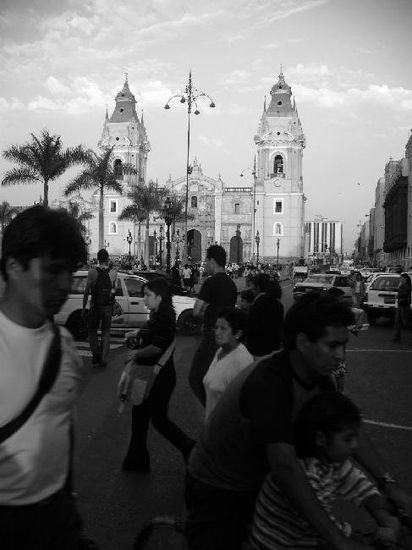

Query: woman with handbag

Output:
[119, 278, 195, 472]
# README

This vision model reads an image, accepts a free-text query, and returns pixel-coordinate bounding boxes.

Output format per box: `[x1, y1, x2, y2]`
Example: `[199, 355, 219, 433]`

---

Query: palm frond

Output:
[1, 167, 41, 186]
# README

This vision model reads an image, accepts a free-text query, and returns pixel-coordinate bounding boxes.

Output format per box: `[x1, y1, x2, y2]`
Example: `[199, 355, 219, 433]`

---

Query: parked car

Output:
[293, 273, 353, 304]
[54, 270, 199, 339]
[363, 273, 406, 325]
[130, 270, 189, 296]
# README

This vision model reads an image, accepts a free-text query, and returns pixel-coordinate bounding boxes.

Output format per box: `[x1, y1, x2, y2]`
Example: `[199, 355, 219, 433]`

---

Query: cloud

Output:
[262, 43, 279, 49]
[138, 80, 174, 105]
[0, 96, 24, 111]
[242, 0, 329, 31]
[27, 76, 107, 113]
[221, 70, 250, 86]
[293, 83, 412, 111]
[197, 135, 226, 149]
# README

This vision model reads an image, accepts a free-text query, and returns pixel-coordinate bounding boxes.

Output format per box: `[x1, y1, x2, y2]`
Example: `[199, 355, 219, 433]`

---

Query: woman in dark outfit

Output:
[122, 278, 194, 472]
[246, 273, 284, 357]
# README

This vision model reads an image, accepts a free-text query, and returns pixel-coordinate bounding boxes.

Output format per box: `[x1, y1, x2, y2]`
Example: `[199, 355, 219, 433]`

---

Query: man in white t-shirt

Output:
[0, 206, 87, 549]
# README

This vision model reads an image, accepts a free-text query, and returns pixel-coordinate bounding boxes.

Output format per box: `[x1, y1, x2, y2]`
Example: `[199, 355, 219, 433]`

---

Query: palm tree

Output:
[0, 201, 19, 234]
[1, 129, 88, 207]
[64, 147, 137, 250]
[119, 180, 167, 267]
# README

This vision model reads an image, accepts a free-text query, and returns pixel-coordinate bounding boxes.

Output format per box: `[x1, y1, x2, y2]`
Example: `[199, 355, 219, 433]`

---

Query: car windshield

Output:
[370, 276, 400, 291]
[305, 275, 334, 284]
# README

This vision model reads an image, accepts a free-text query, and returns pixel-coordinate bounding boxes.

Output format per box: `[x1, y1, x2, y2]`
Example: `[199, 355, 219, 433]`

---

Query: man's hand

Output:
[383, 484, 412, 518]
[124, 330, 139, 349]
[376, 515, 400, 545]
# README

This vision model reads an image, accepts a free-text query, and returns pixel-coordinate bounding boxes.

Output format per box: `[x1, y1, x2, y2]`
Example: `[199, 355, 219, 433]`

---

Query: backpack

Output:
[91, 267, 114, 306]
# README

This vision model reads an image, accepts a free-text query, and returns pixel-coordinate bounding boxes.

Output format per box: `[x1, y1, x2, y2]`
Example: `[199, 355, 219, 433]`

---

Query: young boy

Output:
[250, 392, 400, 549]
[0, 206, 87, 549]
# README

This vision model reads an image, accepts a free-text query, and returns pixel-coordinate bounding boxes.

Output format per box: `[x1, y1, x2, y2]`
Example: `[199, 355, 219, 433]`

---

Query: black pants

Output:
[185, 474, 258, 550]
[0, 488, 83, 550]
[188, 332, 218, 407]
[124, 364, 194, 463]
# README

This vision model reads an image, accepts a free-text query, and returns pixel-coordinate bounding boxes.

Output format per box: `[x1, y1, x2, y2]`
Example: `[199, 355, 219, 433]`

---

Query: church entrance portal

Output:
[187, 229, 202, 262]
[229, 232, 243, 264]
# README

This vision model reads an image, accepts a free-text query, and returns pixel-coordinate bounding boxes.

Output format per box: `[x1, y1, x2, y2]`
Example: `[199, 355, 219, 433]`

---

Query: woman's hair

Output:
[240, 289, 255, 304]
[216, 306, 247, 341]
[293, 392, 362, 458]
[144, 277, 173, 308]
[251, 273, 282, 300]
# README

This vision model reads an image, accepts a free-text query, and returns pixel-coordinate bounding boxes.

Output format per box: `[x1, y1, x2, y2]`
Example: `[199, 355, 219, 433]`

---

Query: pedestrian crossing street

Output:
[74, 336, 125, 357]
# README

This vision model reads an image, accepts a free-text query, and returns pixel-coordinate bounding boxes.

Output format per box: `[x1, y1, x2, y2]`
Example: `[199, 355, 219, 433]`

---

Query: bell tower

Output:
[98, 75, 150, 185]
[254, 68, 306, 261]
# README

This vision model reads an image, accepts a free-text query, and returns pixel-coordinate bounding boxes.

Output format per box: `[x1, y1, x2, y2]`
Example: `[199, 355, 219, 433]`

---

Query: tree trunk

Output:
[138, 222, 142, 261]
[99, 186, 104, 250]
[43, 180, 49, 207]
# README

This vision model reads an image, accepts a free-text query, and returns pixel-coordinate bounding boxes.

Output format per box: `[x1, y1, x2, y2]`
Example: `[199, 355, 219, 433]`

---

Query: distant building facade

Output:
[305, 220, 343, 262]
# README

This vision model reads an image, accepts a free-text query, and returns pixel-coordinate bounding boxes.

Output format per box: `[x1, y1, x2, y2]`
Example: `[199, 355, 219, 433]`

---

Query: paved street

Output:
[73, 280, 412, 550]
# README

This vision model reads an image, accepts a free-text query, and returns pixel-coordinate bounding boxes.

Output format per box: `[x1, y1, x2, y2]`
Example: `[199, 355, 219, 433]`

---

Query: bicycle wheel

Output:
[133, 516, 188, 550]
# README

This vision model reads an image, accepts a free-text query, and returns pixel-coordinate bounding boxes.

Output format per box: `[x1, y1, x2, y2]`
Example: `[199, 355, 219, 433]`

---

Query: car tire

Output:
[176, 309, 201, 336]
[66, 310, 88, 340]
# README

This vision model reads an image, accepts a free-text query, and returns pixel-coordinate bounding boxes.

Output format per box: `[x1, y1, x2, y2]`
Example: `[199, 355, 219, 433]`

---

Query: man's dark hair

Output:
[0, 205, 87, 281]
[294, 392, 362, 458]
[97, 248, 109, 263]
[283, 292, 355, 350]
[206, 245, 226, 267]
[216, 306, 247, 341]
[251, 273, 282, 300]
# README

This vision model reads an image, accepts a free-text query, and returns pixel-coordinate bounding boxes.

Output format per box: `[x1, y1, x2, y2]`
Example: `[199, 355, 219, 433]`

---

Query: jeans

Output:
[392, 304, 412, 340]
[188, 332, 218, 407]
[88, 305, 112, 361]
[0, 489, 83, 550]
[124, 364, 194, 463]
[185, 474, 258, 550]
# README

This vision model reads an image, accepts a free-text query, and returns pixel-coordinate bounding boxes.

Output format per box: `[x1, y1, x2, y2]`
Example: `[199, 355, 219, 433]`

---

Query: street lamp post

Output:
[276, 238, 280, 269]
[154, 229, 158, 261]
[236, 224, 241, 265]
[255, 231, 260, 266]
[240, 156, 258, 261]
[85, 233, 92, 261]
[163, 197, 173, 276]
[126, 229, 133, 259]
[164, 71, 216, 264]
[159, 225, 164, 268]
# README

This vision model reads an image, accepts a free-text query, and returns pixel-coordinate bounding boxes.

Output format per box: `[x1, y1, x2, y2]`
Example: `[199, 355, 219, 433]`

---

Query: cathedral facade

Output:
[85, 71, 306, 265]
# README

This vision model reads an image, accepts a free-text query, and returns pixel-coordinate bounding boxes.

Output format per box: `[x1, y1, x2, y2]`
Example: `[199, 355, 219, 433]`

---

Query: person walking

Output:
[183, 264, 192, 292]
[203, 307, 253, 420]
[0, 206, 89, 549]
[189, 245, 238, 406]
[185, 292, 410, 550]
[391, 272, 412, 343]
[82, 248, 117, 367]
[246, 273, 284, 357]
[352, 272, 366, 308]
[119, 278, 195, 472]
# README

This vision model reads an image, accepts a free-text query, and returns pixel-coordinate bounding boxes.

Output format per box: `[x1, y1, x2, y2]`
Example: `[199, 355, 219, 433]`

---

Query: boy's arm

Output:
[266, 443, 367, 550]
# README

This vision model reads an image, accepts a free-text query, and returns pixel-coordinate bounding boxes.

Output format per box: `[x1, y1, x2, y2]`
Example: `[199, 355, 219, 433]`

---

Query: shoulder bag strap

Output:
[155, 339, 176, 369]
[0, 323, 62, 445]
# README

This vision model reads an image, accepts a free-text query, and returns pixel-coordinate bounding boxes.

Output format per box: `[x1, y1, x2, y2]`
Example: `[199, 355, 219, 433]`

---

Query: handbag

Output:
[0, 323, 61, 445]
[129, 340, 175, 406]
[112, 299, 123, 317]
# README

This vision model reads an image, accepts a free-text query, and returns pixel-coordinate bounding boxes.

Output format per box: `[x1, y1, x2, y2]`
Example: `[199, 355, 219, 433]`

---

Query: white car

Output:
[54, 270, 199, 338]
[363, 273, 412, 325]
[293, 274, 353, 304]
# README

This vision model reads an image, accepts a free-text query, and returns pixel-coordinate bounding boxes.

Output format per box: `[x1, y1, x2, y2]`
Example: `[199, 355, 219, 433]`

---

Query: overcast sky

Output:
[0, 0, 411, 251]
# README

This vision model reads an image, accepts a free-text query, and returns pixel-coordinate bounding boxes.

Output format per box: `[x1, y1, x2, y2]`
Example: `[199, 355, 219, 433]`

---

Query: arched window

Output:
[114, 158, 123, 180]
[109, 222, 118, 234]
[274, 154, 284, 175]
[273, 222, 283, 236]
[191, 196, 198, 208]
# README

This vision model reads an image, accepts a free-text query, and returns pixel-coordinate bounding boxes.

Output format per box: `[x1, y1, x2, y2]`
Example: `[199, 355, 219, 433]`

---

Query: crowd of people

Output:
[0, 206, 411, 550]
